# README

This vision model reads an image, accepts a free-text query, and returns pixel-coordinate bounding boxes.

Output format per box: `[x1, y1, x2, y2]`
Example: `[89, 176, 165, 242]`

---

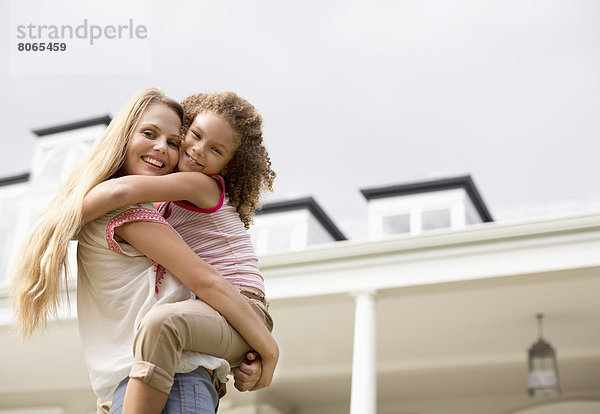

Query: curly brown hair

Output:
[180, 92, 276, 228]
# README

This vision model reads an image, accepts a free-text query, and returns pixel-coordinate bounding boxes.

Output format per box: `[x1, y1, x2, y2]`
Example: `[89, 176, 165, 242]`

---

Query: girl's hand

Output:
[82, 178, 124, 224]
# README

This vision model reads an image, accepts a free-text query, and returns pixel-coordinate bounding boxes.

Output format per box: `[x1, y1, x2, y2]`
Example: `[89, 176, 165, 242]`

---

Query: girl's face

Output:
[178, 112, 239, 175]
[120, 103, 182, 176]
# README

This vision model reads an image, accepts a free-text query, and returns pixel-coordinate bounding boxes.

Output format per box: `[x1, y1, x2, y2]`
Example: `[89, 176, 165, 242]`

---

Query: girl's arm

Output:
[115, 220, 279, 389]
[81, 172, 221, 224]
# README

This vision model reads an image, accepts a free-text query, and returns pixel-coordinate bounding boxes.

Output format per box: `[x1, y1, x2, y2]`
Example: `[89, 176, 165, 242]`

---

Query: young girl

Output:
[10, 89, 277, 413]
[81, 91, 277, 413]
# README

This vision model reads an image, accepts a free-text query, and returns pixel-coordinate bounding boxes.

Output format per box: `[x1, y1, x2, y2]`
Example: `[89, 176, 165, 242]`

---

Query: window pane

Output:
[382, 214, 410, 235]
[422, 209, 450, 231]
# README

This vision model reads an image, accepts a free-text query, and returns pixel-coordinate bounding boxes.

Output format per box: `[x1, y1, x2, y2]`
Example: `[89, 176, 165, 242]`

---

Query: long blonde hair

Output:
[10, 88, 183, 340]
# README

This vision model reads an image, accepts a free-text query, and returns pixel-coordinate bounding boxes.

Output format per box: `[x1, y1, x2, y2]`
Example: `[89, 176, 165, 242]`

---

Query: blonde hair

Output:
[180, 92, 276, 228]
[10, 88, 183, 340]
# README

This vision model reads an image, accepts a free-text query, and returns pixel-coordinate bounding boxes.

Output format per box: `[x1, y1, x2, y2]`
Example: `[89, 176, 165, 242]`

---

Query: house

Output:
[0, 118, 599, 414]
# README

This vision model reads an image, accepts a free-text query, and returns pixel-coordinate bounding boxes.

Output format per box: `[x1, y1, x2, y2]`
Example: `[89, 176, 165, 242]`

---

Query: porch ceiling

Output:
[237, 266, 600, 411]
[1, 265, 599, 413]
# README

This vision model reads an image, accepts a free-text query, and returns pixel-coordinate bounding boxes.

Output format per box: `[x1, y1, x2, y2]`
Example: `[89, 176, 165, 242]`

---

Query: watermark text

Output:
[16, 19, 148, 46]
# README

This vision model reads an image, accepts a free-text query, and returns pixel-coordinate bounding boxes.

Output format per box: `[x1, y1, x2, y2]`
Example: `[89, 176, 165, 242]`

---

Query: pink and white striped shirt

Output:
[157, 175, 265, 294]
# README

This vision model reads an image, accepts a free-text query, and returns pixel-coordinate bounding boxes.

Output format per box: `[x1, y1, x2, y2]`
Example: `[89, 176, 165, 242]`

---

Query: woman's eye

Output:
[168, 139, 180, 149]
[143, 130, 155, 138]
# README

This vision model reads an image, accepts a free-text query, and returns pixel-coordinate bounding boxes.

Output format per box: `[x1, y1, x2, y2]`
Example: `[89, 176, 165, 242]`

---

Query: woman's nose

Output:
[153, 137, 168, 153]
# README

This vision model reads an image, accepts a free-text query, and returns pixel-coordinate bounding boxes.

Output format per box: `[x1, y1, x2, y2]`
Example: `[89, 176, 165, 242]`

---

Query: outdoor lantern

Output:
[527, 313, 561, 397]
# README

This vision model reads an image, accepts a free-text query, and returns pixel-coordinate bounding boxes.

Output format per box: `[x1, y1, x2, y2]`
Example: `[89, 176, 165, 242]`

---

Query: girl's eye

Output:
[192, 131, 201, 140]
[212, 148, 223, 155]
[143, 130, 155, 138]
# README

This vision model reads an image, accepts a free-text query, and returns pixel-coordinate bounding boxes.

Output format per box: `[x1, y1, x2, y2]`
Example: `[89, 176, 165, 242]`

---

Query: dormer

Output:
[0, 116, 110, 287]
[249, 197, 346, 254]
[30, 116, 111, 186]
[361, 176, 493, 239]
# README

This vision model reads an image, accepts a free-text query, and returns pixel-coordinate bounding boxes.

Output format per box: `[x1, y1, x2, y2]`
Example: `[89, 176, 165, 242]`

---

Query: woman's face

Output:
[120, 103, 182, 176]
[178, 112, 239, 175]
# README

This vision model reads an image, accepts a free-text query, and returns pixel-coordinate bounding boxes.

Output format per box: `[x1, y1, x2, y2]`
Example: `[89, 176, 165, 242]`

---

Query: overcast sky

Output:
[2, 0, 599, 239]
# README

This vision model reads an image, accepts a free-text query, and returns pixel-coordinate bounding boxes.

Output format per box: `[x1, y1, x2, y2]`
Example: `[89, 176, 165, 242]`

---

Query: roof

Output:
[33, 115, 112, 137]
[0, 173, 30, 187]
[256, 197, 347, 241]
[360, 175, 493, 222]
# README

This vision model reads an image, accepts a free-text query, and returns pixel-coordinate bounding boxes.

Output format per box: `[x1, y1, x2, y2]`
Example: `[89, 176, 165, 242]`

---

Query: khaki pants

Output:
[129, 288, 273, 395]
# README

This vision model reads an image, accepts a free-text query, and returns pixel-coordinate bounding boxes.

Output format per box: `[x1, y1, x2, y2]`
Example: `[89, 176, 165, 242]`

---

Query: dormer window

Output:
[0, 116, 110, 288]
[249, 197, 346, 254]
[422, 208, 451, 231]
[382, 213, 411, 235]
[361, 176, 493, 239]
[31, 116, 111, 185]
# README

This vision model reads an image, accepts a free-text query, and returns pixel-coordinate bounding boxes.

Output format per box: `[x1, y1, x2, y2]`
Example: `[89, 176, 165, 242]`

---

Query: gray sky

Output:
[2, 0, 600, 239]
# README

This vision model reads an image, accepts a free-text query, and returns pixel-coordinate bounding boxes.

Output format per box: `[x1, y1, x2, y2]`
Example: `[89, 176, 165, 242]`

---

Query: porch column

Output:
[350, 290, 377, 414]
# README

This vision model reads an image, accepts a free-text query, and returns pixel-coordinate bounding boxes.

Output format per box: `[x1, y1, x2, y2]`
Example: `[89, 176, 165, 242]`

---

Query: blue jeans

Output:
[110, 366, 219, 413]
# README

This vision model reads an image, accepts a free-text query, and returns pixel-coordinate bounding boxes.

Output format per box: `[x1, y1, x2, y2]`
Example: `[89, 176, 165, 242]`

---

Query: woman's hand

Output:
[232, 352, 262, 392]
[251, 340, 279, 391]
[231, 347, 279, 392]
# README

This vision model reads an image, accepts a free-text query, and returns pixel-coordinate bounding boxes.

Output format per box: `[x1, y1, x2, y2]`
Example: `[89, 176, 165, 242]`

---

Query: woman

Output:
[10, 89, 277, 413]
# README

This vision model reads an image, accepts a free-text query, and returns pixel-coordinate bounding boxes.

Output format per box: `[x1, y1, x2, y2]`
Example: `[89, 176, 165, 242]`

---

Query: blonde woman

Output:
[10, 89, 276, 413]
[81, 92, 277, 413]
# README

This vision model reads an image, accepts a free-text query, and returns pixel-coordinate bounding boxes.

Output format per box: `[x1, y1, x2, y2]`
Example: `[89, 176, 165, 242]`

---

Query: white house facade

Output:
[0, 118, 599, 414]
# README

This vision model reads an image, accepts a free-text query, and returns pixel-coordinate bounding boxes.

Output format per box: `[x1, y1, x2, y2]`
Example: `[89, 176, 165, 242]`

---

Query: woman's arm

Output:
[115, 220, 278, 389]
[82, 172, 221, 225]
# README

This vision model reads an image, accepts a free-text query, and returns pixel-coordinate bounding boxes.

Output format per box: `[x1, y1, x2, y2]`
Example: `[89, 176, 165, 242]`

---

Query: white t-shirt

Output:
[77, 203, 228, 401]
